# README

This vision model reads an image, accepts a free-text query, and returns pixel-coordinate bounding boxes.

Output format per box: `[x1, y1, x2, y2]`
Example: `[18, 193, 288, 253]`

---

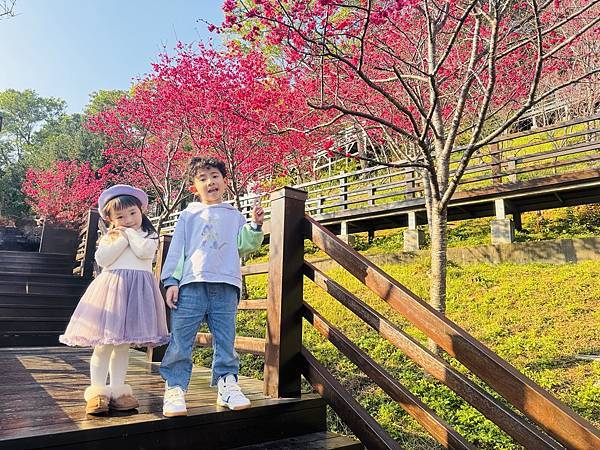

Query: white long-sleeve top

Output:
[94, 228, 158, 272]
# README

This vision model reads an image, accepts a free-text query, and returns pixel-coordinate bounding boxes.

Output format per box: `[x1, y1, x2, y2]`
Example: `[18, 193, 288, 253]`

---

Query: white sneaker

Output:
[217, 374, 251, 410]
[163, 385, 187, 417]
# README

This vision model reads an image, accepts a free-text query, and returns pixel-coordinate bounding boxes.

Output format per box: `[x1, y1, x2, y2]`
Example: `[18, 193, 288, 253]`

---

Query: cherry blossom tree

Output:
[224, 0, 600, 337]
[90, 43, 320, 231]
[150, 43, 320, 206]
[88, 79, 193, 232]
[22, 160, 110, 226]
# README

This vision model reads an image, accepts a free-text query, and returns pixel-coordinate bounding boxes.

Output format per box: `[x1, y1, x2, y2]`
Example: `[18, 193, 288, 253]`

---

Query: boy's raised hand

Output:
[252, 198, 264, 225]
[165, 286, 179, 309]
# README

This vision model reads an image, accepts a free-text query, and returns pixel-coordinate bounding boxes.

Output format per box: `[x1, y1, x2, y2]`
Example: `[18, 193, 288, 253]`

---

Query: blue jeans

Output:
[160, 282, 239, 389]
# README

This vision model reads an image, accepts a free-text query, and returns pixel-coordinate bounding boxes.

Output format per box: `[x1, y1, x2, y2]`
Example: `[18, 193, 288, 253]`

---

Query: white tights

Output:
[90, 343, 130, 388]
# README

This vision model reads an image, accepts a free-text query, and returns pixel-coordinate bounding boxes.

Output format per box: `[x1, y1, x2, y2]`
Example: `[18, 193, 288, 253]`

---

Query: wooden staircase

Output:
[0, 250, 88, 347]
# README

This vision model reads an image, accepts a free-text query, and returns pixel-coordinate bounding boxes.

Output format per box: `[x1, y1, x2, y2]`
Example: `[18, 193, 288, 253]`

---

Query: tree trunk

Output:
[428, 200, 447, 354]
[156, 213, 167, 237]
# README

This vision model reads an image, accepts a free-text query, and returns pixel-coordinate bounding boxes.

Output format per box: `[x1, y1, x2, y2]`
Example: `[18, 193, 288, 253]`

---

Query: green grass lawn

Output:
[194, 258, 600, 449]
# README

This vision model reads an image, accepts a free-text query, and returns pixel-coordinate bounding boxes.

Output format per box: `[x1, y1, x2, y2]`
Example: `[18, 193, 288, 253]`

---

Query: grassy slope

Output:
[196, 258, 600, 449]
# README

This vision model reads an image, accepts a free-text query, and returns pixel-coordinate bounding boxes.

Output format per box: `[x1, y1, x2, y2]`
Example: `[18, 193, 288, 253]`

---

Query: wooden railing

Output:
[74, 208, 100, 278]
[149, 186, 600, 448]
[155, 114, 600, 233]
[236, 187, 600, 449]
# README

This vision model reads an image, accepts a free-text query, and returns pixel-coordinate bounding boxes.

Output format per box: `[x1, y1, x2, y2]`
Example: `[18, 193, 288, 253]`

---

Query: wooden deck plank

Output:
[230, 431, 363, 449]
[0, 346, 323, 449]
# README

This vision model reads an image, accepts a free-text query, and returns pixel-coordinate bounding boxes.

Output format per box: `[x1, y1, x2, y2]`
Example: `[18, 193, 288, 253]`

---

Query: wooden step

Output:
[0, 281, 87, 295]
[0, 250, 74, 259]
[0, 333, 66, 347]
[0, 263, 75, 275]
[230, 432, 363, 449]
[0, 272, 90, 285]
[1, 394, 327, 449]
[0, 292, 81, 306]
[0, 304, 77, 318]
[0, 317, 70, 332]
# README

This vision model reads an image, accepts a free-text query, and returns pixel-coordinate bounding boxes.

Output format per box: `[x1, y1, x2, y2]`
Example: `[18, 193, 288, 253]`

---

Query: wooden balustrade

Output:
[138, 182, 599, 448]
[302, 261, 561, 449]
[302, 213, 600, 449]
[74, 208, 100, 279]
[302, 303, 474, 450]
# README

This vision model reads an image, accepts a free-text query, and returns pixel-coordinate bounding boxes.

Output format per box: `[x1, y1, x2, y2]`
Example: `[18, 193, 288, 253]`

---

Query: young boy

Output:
[159, 157, 264, 417]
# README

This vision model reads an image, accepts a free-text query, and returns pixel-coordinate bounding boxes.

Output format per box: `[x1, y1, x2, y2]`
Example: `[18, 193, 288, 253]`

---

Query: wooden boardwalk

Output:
[155, 115, 600, 239]
[0, 347, 333, 450]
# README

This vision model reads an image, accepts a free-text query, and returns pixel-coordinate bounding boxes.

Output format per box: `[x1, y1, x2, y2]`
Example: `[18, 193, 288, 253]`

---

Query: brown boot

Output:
[84, 386, 110, 415]
[110, 384, 139, 411]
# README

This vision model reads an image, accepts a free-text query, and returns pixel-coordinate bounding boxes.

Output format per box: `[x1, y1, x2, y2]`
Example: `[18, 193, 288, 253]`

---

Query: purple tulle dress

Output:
[59, 269, 169, 348]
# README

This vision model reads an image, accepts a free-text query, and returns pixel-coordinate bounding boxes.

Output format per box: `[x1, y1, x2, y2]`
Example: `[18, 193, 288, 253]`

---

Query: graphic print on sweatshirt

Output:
[198, 216, 227, 251]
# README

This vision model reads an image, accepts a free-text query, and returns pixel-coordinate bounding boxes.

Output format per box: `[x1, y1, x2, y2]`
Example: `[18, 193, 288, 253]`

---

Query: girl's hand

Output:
[165, 286, 179, 309]
[252, 204, 264, 226]
[112, 226, 129, 239]
[106, 228, 125, 241]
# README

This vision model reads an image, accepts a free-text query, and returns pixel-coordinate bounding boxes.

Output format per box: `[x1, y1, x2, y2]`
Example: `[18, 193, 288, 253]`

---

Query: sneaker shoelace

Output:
[223, 381, 247, 402]
[165, 388, 185, 404]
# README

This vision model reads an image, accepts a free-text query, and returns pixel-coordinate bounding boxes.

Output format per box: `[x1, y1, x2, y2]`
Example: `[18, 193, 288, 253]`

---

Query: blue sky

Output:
[0, 1, 224, 113]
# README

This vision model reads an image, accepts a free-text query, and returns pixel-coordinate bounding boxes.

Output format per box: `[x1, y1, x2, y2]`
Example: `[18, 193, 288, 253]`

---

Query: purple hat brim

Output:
[98, 184, 149, 220]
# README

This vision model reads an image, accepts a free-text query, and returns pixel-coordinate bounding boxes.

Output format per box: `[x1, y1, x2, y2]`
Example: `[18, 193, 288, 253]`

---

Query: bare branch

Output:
[307, 100, 419, 143]
[0, 0, 16, 19]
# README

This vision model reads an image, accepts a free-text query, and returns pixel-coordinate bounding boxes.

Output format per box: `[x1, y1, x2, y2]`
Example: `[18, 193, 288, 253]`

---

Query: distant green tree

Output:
[0, 89, 65, 164]
[24, 90, 128, 170]
[0, 89, 65, 219]
[85, 89, 127, 116]
[24, 113, 105, 169]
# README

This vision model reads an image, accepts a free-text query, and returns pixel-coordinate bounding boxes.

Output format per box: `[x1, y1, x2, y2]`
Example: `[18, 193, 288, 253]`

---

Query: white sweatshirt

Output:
[95, 228, 158, 272]
[160, 202, 264, 290]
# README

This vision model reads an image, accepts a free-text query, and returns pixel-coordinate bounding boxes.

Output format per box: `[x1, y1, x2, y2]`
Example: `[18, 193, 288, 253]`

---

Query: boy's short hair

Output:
[189, 157, 228, 180]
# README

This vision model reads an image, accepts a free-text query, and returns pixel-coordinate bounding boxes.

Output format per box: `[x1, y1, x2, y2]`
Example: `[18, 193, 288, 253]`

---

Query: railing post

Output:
[264, 186, 307, 398]
[339, 171, 348, 209]
[489, 143, 502, 185]
[405, 169, 416, 199]
[81, 208, 100, 279]
[147, 234, 172, 362]
[507, 160, 517, 183]
[317, 197, 324, 215]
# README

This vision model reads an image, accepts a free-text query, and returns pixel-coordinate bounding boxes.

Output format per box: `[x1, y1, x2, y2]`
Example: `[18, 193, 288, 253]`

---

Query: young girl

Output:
[60, 184, 169, 415]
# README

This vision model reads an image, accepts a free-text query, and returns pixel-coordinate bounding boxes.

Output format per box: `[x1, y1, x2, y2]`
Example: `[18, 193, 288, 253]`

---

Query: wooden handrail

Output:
[304, 214, 600, 449]
[300, 348, 401, 450]
[302, 303, 475, 450]
[196, 333, 265, 355]
[303, 261, 561, 449]
[78, 208, 100, 279]
[238, 299, 267, 310]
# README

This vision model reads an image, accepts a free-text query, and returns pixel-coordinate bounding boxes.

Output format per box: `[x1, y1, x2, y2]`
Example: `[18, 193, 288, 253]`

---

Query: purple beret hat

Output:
[98, 184, 148, 220]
